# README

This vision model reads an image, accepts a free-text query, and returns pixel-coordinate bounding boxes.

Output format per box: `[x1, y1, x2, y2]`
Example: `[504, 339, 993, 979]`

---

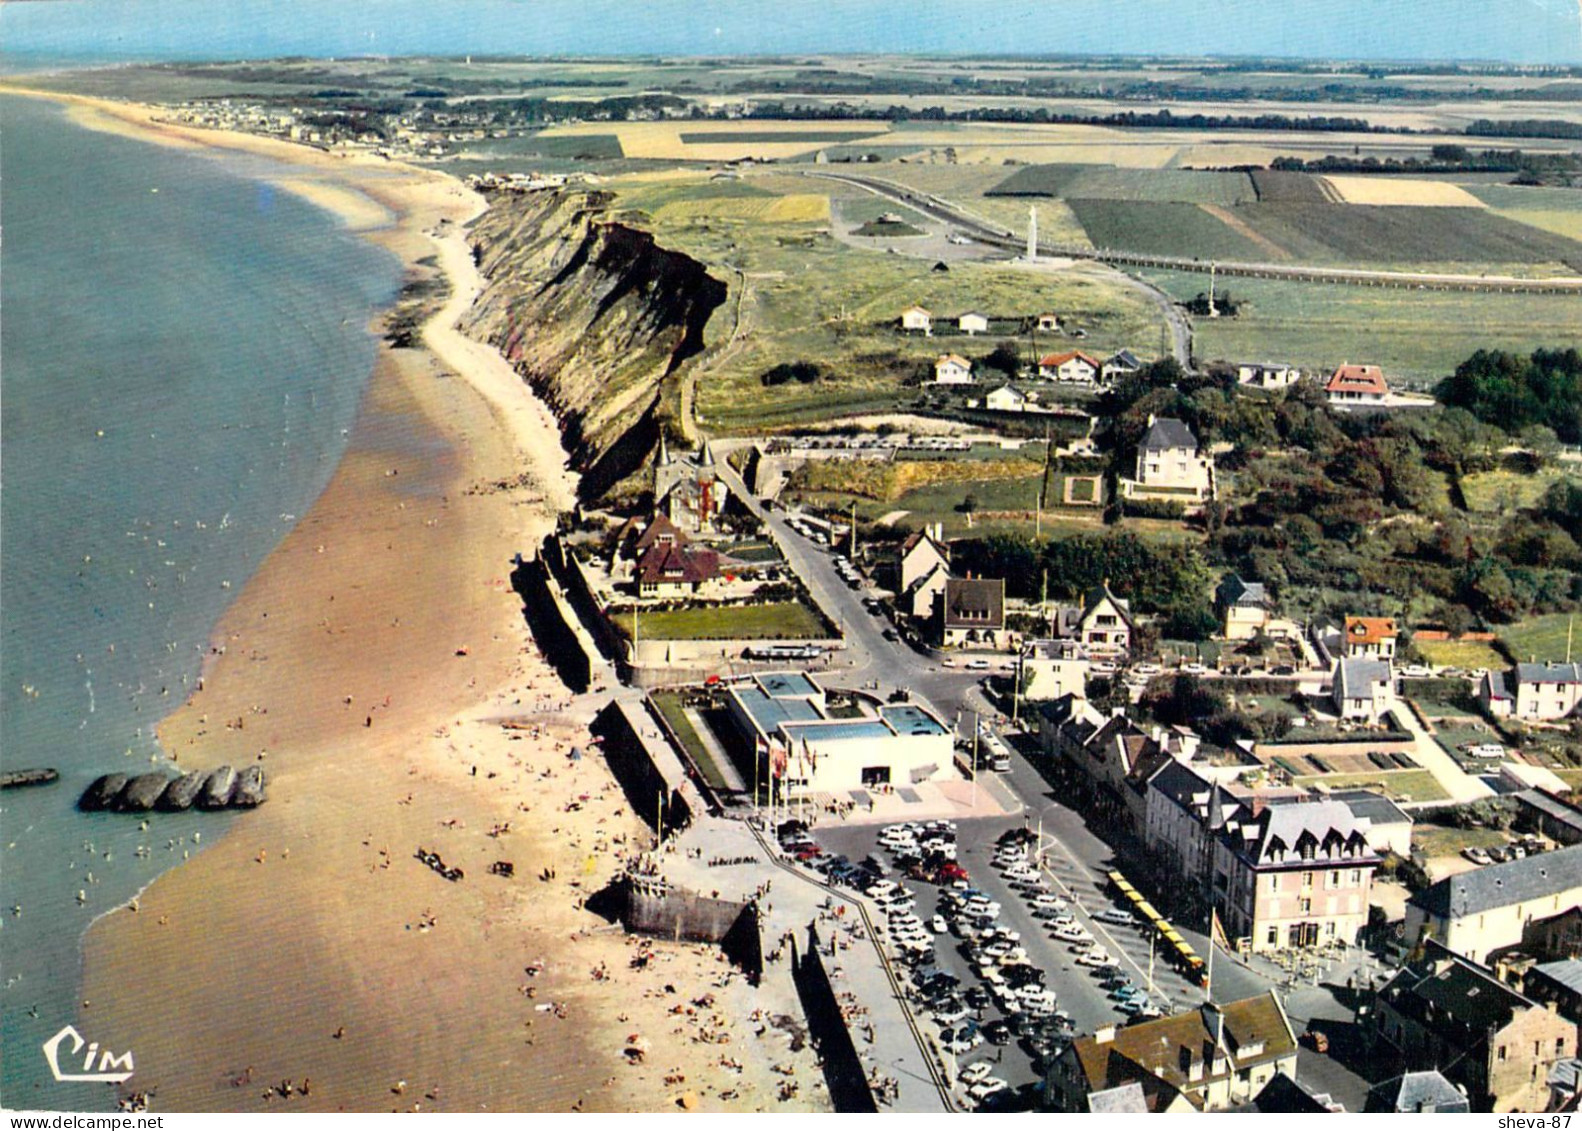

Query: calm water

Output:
[0, 94, 400, 1109]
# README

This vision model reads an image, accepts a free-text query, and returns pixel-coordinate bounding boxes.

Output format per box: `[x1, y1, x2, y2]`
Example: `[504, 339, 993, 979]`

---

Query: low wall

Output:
[593, 699, 702, 827]
[618, 874, 762, 980]
[512, 557, 592, 694]
[792, 924, 879, 1114]
[627, 637, 845, 688]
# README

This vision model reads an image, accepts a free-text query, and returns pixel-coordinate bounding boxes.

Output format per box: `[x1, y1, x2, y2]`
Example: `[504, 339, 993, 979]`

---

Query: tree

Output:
[981, 340, 1021, 377]
[1519, 423, 1561, 469]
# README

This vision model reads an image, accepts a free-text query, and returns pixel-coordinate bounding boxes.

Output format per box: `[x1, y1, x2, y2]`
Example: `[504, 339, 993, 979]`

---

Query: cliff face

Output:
[461, 189, 726, 501]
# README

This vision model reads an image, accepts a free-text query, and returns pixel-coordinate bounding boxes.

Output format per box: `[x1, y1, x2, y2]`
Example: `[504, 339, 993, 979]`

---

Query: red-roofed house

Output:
[637, 542, 720, 598]
[1039, 350, 1103, 385]
[1343, 615, 1398, 662]
[1325, 363, 1388, 406]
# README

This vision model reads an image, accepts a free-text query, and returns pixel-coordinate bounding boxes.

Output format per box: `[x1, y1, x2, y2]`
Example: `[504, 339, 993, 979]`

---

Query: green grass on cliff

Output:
[603, 170, 1162, 435]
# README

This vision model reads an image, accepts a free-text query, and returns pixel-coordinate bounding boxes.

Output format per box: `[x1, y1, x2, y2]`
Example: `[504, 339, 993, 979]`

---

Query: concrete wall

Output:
[512, 557, 592, 694]
[792, 924, 879, 1113]
[592, 699, 698, 830]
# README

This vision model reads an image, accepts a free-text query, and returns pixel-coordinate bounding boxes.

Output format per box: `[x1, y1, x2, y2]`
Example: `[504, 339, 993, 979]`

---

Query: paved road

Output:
[1390, 703, 1494, 804]
[799, 169, 1582, 296]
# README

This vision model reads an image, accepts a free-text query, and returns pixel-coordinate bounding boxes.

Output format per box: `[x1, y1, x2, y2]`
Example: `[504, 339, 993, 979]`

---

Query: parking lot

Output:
[790, 811, 1215, 1108]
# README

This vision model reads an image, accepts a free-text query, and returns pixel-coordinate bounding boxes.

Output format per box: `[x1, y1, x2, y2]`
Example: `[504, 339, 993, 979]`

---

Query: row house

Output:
[1405, 843, 1582, 965]
[1482, 662, 1582, 722]
[1046, 996, 1298, 1112]
[1211, 798, 1378, 953]
[1369, 940, 1577, 1113]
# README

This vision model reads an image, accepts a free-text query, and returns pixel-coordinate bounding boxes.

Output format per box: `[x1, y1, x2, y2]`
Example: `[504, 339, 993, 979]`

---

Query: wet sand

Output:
[7, 88, 824, 1113]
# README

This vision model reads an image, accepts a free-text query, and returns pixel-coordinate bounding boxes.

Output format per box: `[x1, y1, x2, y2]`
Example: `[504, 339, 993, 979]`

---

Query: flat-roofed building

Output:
[722, 671, 952, 797]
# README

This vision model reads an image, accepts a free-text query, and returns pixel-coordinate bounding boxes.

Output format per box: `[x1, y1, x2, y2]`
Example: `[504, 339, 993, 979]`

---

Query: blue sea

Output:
[0, 93, 401, 1109]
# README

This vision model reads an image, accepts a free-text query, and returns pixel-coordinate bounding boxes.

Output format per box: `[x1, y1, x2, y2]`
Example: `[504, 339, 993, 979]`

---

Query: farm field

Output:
[1068, 199, 1269, 260]
[989, 164, 1257, 205]
[535, 119, 890, 160]
[1500, 613, 1581, 665]
[1320, 176, 1485, 207]
[1139, 268, 1582, 383]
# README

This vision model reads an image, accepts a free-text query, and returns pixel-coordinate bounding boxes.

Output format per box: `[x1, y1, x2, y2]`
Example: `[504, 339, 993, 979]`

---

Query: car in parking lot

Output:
[940, 1024, 982, 1054]
[959, 1061, 994, 1085]
[966, 1077, 1009, 1103]
[1091, 908, 1135, 926]
[1051, 923, 1088, 942]
[1076, 949, 1114, 967]
[980, 1019, 1013, 1046]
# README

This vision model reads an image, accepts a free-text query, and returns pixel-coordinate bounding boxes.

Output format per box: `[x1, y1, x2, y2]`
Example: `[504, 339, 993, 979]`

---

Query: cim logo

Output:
[41, 1025, 135, 1084]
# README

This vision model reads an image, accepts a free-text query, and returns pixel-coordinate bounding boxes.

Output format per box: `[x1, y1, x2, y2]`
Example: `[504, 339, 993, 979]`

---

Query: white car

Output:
[966, 658, 992, 670]
[1051, 923, 1087, 942]
[967, 1077, 1009, 1103]
[1077, 949, 1114, 967]
[959, 1062, 994, 1085]
[931, 915, 948, 934]
[1133, 662, 1162, 676]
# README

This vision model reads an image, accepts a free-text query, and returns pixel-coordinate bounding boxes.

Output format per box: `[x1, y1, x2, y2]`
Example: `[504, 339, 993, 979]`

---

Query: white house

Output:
[1216, 574, 1271, 641]
[1055, 582, 1133, 658]
[1102, 349, 1144, 383]
[957, 311, 989, 336]
[1503, 662, 1582, 721]
[985, 384, 1027, 412]
[899, 304, 933, 334]
[1038, 350, 1102, 384]
[898, 526, 949, 593]
[1035, 312, 1061, 333]
[907, 561, 952, 619]
[1124, 415, 1214, 503]
[1018, 638, 1091, 702]
[933, 353, 973, 384]
[1342, 616, 1398, 662]
[1331, 658, 1396, 723]
[1325, 363, 1388, 406]
[1237, 362, 1301, 390]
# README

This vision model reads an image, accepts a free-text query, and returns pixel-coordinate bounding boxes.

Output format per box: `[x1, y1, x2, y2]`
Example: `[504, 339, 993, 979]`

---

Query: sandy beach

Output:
[8, 88, 824, 1113]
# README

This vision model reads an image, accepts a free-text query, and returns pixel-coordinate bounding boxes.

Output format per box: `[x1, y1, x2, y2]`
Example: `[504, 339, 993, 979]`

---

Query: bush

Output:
[760, 360, 824, 387]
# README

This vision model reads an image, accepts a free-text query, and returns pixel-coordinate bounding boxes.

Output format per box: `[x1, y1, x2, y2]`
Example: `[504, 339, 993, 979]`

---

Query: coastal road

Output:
[798, 169, 1582, 296]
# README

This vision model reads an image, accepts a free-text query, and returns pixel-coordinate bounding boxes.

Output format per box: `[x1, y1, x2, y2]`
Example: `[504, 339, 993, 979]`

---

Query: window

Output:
[1351, 869, 1362, 886]
[1560, 1038, 1568, 1055]
[1266, 926, 1278, 945]
[1302, 871, 1314, 888]
[1299, 898, 1312, 914]
[1499, 1045, 1507, 1062]
[1270, 875, 1280, 892]
[1326, 921, 1337, 937]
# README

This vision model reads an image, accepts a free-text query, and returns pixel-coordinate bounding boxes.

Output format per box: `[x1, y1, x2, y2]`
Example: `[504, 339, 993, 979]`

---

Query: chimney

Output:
[1095, 1025, 1116, 1045]
[1202, 1001, 1225, 1047]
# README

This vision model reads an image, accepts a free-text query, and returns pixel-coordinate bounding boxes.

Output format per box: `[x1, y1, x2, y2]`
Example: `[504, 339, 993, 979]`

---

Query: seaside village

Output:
[482, 274, 1582, 1115]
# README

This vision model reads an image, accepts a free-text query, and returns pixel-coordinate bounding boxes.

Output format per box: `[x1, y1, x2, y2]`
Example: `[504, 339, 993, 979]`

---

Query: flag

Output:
[1210, 907, 1230, 951]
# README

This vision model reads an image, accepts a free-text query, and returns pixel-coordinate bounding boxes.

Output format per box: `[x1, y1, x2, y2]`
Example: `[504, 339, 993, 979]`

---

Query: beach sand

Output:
[10, 89, 826, 1113]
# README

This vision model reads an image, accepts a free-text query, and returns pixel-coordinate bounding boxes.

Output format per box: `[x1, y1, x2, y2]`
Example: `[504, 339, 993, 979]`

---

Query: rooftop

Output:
[756, 671, 821, 700]
[731, 686, 824, 738]
[1533, 959, 1582, 997]
[1412, 843, 1582, 919]
[1330, 789, 1413, 829]
[1139, 416, 1199, 453]
[1365, 1071, 1469, 1114]
[1222, 798, 1376, 868]
[1325, 363, 1388, 395]
[781, 718, 893, 744]
[1344, 615, 1398, 645]
[1378, 941, 1535, 1038]
[1518, 662, 1582, 686]
[878, 704, 949, 736]
[1335, 657, 1393, 698]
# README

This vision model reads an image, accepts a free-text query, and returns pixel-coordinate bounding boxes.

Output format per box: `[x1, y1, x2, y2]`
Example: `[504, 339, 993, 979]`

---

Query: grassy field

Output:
[1139, 268, 1582, 383]
[1248, 169, 1337, 203]
[616, 600, 831, 641]
[1459, 466, 1574, 515]
[1229, 203, 1582, 266]
[1413, 823, 1510, 860]
[1501, 613, 1580, 664]
[1068, 200, 1268, 260]
[1291, 769, 1449, 803]
[1415, 639, 1507, 670]
[648, 691, 731, 791]
[989, 165, 1257, 205]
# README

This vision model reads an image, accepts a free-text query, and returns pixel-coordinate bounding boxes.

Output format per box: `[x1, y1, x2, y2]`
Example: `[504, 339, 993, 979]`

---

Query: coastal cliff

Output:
[461, 189, 726, 502]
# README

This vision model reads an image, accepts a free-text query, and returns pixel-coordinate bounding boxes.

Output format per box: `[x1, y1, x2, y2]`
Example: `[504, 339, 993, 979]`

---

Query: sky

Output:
[1, 0, 1579, 66]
